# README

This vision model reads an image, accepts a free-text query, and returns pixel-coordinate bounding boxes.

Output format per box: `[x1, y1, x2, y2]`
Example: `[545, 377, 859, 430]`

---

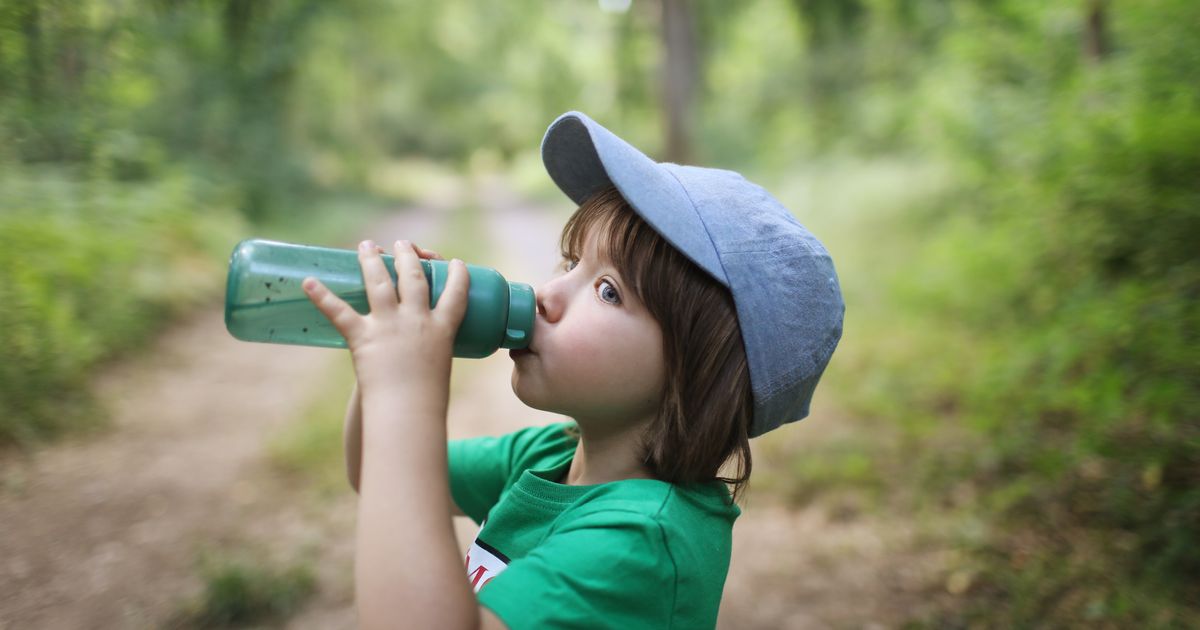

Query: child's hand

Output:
[302, 239, 470, 394]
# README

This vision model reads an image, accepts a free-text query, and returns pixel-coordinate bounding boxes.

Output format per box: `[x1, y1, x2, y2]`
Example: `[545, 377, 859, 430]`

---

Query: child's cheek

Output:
[553, 321, 618, 373]
[556, 335, 608, 374]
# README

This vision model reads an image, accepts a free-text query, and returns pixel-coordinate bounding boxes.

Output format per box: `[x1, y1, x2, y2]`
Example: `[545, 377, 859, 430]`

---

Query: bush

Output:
[844, 1, 1200, 624]
[0, 167, 244, 446]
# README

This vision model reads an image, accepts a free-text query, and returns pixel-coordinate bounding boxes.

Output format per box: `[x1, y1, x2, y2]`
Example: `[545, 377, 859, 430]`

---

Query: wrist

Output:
[359, 382, 449, 426]
[357, 386, 449, 470]
[354, 357, 450, 395]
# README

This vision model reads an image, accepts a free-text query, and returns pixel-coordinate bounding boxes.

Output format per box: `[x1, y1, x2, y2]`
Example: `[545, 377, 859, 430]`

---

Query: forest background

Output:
[1, 0, 1196, 627]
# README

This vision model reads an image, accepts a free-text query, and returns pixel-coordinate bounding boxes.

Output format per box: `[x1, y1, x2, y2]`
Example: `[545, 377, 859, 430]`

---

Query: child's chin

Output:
[509, 372, 540, 407]
[510, 375, 561, 414]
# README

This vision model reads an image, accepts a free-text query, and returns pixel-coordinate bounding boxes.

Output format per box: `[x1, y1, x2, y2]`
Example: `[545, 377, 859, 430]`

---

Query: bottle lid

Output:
[502, 282, 535, 349]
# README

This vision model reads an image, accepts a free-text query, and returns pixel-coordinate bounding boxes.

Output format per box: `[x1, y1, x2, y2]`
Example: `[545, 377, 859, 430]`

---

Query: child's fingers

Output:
[383, 241, 442, 260]
[358, 240, 399, 315]
[434, 259, 470, 329]
[302, 277, 363, 339]
[416, 245, 444, 260]
[393, 239, 431, 310]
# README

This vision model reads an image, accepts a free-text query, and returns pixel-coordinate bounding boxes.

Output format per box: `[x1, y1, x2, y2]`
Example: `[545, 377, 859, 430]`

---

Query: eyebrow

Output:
[571, 253, 638, 296]
[564, 237, 641, 291]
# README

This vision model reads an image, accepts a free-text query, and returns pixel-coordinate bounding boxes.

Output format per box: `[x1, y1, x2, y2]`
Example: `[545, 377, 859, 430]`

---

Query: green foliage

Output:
[825, 0, 1200, 624]
[1, 0, 1196, 625]
[0, 167, 245, 446]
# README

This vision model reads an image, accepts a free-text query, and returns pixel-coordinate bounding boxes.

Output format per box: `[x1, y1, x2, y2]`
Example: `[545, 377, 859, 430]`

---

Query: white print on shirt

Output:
[464, 521, 510, 593]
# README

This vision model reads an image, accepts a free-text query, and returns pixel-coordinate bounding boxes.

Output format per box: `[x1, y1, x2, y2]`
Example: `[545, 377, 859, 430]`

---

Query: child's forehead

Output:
[572, 222, 618, 263]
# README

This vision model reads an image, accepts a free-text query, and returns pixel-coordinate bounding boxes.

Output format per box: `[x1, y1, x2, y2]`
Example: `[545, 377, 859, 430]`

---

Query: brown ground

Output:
[0, 176, 945, 630]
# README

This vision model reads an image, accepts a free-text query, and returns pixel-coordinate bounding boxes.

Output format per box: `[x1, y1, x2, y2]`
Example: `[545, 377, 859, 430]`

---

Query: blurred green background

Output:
[1, 0, 1196, 626]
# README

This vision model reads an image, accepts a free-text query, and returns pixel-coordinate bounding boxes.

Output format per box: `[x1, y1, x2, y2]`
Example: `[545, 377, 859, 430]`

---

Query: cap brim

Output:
[540, 111, 726, 285]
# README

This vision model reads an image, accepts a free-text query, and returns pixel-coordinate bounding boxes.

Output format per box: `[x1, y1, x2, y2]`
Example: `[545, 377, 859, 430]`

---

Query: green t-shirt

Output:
[448, 421, 741, 629]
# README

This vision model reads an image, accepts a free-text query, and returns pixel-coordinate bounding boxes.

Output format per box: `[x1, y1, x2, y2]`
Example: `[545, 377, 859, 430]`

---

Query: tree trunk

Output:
[21, 1, 45, 107]
[660, 0, 697, 163]
[1083, 0, 1108, 63]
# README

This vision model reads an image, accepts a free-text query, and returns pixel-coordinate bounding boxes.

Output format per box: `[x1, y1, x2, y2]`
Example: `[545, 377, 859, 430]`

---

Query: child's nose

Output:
[534, 280, 563, 323]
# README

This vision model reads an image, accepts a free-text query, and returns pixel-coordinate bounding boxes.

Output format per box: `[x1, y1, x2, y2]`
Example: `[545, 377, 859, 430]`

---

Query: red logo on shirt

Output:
[464, 526, 510, 593]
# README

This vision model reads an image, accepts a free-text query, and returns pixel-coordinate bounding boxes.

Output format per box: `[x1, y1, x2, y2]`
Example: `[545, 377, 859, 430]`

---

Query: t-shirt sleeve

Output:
[447, 422, 575, 525]
[476, 508, 676, 629]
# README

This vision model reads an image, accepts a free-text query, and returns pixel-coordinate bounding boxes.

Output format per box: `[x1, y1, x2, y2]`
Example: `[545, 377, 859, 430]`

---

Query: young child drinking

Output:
[302, 111, 844, 629]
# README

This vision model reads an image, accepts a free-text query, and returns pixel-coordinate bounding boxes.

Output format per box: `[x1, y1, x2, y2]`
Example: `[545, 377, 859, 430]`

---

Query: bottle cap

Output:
[502, 282, 535, 349]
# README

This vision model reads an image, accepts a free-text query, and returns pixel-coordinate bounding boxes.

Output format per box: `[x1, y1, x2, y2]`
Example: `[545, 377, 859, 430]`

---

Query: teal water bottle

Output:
[224, 239, 534, 358]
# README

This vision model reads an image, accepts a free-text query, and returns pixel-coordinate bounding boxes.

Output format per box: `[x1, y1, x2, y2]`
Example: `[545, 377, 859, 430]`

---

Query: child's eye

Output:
[597, 280, 621, 305]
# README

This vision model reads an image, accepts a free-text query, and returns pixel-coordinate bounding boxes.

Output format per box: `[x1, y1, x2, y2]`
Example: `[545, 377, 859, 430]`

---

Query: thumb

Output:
[434, 259, 470, 330]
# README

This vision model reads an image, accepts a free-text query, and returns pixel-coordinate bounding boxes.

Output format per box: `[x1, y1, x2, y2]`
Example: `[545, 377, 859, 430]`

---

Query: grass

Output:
[170, 546, 317, 628]
[268, 355, 357, 497]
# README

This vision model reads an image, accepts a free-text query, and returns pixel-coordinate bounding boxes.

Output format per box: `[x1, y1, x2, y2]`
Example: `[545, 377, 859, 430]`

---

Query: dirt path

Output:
[0, 301, 341, 628]
[0, 175, 940, 630]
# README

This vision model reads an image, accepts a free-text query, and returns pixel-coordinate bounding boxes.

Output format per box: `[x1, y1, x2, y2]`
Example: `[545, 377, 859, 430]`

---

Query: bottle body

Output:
[224, 239, 534, 358]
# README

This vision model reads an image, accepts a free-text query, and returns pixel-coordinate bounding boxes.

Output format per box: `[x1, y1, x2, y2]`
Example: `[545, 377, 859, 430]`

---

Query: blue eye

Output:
[598, 280, 621, 305]
[563, 257, 621, 305]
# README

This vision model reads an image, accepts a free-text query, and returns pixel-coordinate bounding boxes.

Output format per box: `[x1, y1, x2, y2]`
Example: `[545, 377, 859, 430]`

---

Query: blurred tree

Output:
[1084, 0, 1109, 62]
[661, 0, 698, 162]
[790, 0, 866, 148]
[216, 0, 325, 220]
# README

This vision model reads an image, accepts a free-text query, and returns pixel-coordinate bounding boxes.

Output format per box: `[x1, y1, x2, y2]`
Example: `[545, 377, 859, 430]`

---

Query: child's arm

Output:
[308, 239, 490, 629]
[345, 375, 468, 519]
[345, 243, 465, 517]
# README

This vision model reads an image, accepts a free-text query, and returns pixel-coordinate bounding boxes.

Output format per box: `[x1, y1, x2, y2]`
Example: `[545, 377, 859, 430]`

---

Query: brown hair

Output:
[559, 186, 754, 504]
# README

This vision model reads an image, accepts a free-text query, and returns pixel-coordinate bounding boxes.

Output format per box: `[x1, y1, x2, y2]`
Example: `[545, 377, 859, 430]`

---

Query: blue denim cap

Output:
[540, 111, 845, 438]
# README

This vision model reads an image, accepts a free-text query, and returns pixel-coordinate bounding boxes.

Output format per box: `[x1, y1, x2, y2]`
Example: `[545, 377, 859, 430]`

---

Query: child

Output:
[302, 111, 844, 629]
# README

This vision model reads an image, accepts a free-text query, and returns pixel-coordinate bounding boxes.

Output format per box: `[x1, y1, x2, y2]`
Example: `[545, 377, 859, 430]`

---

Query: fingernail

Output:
[302, 278, 317, 291]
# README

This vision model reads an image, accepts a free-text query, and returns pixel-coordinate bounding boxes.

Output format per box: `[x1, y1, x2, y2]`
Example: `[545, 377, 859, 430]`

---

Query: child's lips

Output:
[509, 347, 534, 360]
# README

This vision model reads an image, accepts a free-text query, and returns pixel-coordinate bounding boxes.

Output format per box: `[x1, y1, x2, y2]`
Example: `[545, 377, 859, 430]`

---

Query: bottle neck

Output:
[501, 281, 535, 349]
